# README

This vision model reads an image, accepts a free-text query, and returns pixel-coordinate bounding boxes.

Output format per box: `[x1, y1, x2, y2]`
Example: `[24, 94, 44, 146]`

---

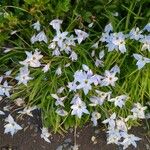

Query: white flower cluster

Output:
[48, 19, 89, 61]
[103, 113, 141, 149]
[100, 23, 127, 53]
[1, 106, 51, 143]
[0, 71, 12, 97]
[102, 103, 147, 149]
[99, 23, 150, 69]
[0, 19, 149, 148]
[68, 64, 119, 95]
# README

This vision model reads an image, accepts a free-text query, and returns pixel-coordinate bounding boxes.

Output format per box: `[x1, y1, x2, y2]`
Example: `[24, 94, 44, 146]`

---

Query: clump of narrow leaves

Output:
[0, 1, 150, 149]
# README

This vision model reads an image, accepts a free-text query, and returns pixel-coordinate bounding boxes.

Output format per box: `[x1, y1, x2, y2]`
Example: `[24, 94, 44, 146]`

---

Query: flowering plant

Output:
[0, 0, 149, 149]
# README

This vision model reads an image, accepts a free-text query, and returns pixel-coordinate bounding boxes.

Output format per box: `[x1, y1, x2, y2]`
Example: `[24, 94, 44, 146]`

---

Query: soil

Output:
[0, 102, 150, 150]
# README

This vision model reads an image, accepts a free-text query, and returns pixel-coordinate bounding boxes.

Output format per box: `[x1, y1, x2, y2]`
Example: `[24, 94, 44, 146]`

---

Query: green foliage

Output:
[0, 0, 149, 133]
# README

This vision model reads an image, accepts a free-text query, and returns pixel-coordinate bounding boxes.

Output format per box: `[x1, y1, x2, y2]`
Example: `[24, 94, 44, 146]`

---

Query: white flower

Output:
[71, 96, 89, 118]
[57, 87, 65, 94]
[100, 32, 111, 43]
[95, 59, 104, 67]
[3, 81, 12, 97]
[91, 50, 95, 57]
[104, 23, 113, 33]
[102, 113, 116, 129]
[49, 19, 63, 32]
[140, 35, 150, 52]
[41, 127, 51, 143]
[52, 47, 61, 56]
[42, 63, 50, 73]
[131, 103, 147, 119]
[18, 106, 37, 117]
[91, 41, 99, 49]
[0, 80, 12, 97]
[108, 95, 128, 108]
[121, 133, 141, 149]
[35, 31, 48, 43]
[110, 65, 120, 74]
[89, 90, 111, 106]
[74, 70, 94, 95]
[4, 115, 22, 136]
[48, 41, 56, 49]
[51, 94, 66, 107]
[116, 119, 127, 131]
[101, 70, 118, 87]
[31, 31, 48, 44]
[89, 96, 104, 106]
[66, 35, 76, 46]
[32, 21, 41, 31]
[75, 29, 89, 44]
[99, 50, 105, 59]
[67, 81, 77, 92]
[69, 51, 78, 61]
[82, 64, 90, 71]
[91, 112, 101, 126]
[129, 27, 143, 40]
[53, 31, 68, 48]
[111, 32, 126, 53]
[96, 90, 111, 99]
[0, 110, 5, 115]
[107, 129, 121, 145]
[30, 34, 37, 44]
[56, 66, 62, 75]
[20, 49, 43, 67]
[133, 53, 150, 69]
[101, 32, 127, 53]
[143, 23, 150, 32]
[15, 66, 33, 85]
[5, 70, 12, 76]
[56, 108, 68, 116]
[95, 50, 105, 67]
[60, 41, 72, 54]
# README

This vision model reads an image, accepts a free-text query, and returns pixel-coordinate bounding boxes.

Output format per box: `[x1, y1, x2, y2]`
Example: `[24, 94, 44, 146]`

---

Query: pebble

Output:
[69, 128, 73, 133]
[146, 144, 150, 150]
[91, 136, 97, 144]
[64, 138, 72, 143]
[94, 129, 100, 134]
[34, 126, 39, 133]
[56, 145, 63, 150]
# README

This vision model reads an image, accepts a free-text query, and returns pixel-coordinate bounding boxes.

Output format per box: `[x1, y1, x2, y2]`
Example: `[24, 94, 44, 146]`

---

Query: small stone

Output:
[94, 129, 100, 134]
[56, 145, 63, 150]
[71, 144, 79, 150]
[76, 134, 79, 138]
[29, 125, 34, 130]
[146, 144, 150, 150]
[64, 138, 72, 143]
[91, 136, 97, 144]
[34, 126, 39, 133]
[69, 128, 73, 133]
[91, 136, 96, 142]
[63, 143, 68, 148]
